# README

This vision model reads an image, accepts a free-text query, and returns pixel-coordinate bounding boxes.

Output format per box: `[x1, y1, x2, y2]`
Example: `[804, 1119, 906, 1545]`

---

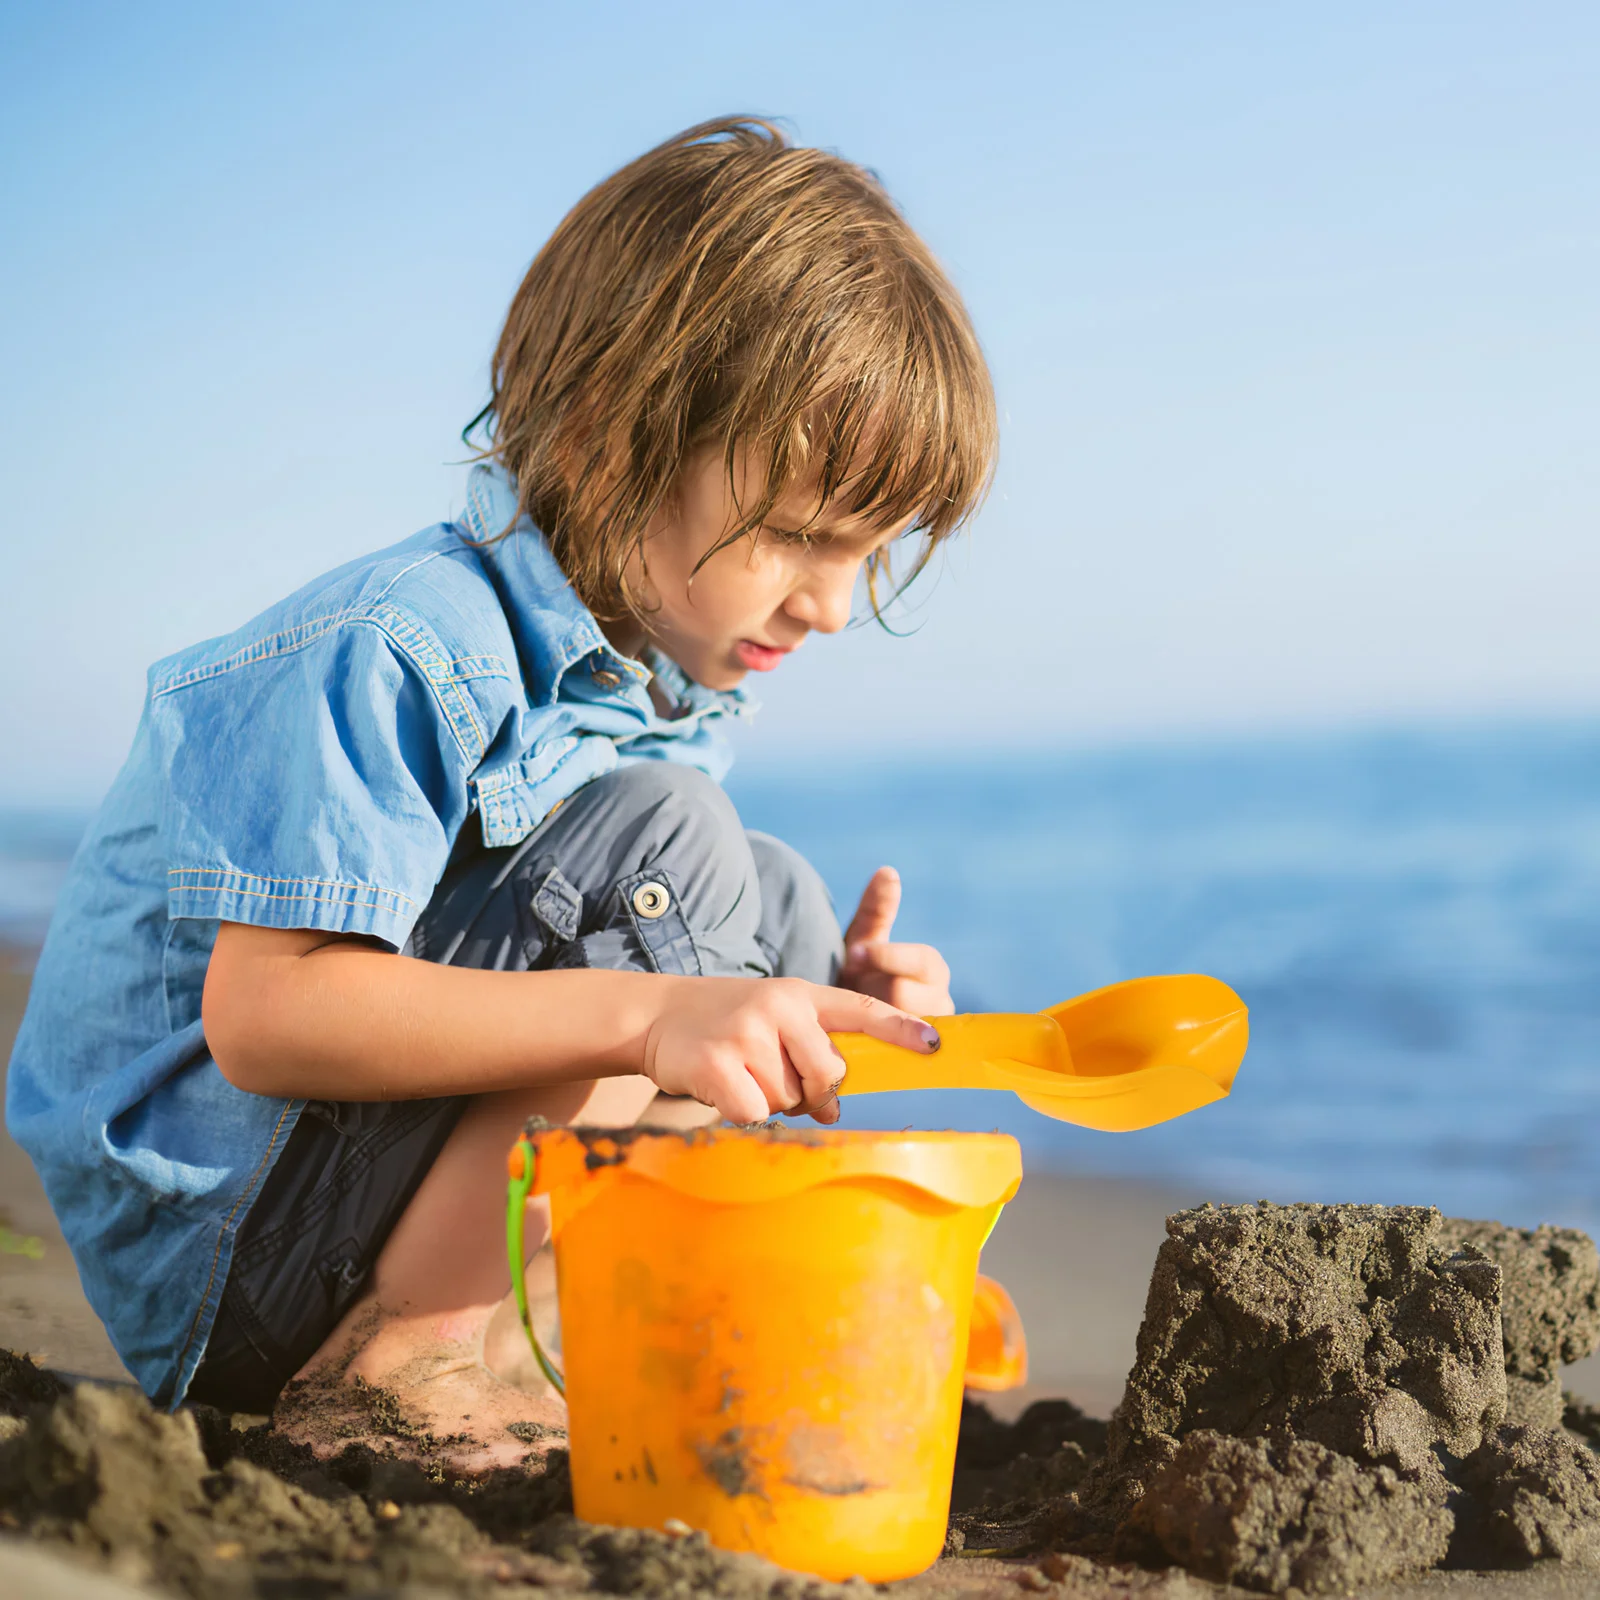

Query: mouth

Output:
[734, 640, 795, 673]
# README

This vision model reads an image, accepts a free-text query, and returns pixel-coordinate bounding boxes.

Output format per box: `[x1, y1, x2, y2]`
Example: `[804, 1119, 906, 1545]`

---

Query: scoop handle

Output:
[830, 1012, 1072, 1097]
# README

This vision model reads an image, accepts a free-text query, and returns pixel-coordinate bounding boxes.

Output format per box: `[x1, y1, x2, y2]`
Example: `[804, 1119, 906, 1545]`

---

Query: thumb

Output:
[843, 866, 901, 954]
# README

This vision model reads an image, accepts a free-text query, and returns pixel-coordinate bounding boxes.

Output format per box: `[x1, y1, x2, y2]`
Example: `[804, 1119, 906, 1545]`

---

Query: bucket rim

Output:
[527, 1125, 1023, 1208]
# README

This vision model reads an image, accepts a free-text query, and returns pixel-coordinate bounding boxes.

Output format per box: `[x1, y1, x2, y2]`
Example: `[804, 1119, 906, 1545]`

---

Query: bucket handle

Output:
[505, 1128, 566, 1397]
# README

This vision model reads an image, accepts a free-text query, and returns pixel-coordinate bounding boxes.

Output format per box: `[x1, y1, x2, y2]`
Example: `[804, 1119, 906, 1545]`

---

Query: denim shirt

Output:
[5, 465, 748, 1406]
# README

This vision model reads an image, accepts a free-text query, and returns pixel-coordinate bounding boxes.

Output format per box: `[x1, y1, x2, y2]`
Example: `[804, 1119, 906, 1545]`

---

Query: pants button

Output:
[631, 881, 671, 919]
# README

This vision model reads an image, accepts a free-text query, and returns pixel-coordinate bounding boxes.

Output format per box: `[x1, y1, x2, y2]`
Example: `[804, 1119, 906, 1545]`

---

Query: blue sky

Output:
[2, 2, 1597, 802]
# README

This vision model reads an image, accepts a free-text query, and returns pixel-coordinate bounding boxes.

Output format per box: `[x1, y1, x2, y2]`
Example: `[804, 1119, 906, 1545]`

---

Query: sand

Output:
[8, 950, 1600, 1598]
[0, 958, 128, 1385]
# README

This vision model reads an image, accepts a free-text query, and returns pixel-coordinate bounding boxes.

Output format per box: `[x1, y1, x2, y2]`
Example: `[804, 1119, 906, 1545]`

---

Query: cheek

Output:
[686, 547, 789, 622]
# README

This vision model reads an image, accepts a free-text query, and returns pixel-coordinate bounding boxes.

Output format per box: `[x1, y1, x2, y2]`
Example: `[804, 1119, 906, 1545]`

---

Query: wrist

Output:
[634, 972, 692, 1085]
[561, 968, 691, 1083]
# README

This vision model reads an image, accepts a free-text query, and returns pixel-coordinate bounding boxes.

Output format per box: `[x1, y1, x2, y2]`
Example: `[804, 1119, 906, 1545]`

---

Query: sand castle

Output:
[956, 1203, 1600, 1592]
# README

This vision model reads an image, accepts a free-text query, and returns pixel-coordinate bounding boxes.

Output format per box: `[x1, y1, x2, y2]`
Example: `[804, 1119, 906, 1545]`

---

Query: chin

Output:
[672, 653, 744, 693]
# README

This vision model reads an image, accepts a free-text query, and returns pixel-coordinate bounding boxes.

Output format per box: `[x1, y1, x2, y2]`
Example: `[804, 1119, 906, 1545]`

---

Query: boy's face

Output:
[622, 445, 915, 691]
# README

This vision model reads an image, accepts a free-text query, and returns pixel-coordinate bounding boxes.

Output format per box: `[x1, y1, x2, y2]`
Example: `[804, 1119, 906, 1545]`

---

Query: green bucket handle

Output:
[505, 1125, 565, 1396]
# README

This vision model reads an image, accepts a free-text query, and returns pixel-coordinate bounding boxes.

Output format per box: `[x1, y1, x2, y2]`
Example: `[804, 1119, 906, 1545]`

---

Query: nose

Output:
[787, 558, 859, 636]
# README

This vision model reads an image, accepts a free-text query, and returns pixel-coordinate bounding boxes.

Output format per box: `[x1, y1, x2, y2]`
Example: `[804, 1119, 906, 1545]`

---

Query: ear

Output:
[548, 399, 623, 501]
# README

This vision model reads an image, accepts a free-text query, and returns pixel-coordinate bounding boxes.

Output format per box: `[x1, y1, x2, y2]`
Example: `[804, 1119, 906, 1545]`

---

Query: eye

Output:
[761, 524, 816, 549]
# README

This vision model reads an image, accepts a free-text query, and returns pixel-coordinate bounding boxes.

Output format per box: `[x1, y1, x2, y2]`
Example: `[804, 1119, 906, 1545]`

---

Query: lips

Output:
[735, 640, 791, 672]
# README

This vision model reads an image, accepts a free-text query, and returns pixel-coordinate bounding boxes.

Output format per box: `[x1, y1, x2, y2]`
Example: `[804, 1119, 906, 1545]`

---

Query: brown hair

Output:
[470, 116, 997, 622]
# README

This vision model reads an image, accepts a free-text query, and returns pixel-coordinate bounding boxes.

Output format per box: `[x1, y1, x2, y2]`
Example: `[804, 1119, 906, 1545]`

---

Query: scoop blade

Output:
[831, 973, 1247, 1132]
[1045, 973, 1248, 1095]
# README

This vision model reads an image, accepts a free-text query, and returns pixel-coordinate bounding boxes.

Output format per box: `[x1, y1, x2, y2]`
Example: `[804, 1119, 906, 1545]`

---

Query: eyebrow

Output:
[763, 516, 897, 547]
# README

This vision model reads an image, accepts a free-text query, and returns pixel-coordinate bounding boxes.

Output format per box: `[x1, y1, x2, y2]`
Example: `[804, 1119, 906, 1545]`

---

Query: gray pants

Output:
[410, 762, 842, 984]
[186, 764, 841, 1412]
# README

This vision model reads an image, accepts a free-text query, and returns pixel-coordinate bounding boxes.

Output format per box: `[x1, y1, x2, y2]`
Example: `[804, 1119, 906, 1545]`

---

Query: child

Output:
[7, 117, 996, 1468]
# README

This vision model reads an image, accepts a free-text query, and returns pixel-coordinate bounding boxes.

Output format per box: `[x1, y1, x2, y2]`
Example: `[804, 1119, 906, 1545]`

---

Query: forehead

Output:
[764, 466, 917, 546]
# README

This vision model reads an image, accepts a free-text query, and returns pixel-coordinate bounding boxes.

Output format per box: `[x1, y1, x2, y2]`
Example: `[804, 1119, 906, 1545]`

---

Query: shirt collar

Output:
[459, 464, 751, 722]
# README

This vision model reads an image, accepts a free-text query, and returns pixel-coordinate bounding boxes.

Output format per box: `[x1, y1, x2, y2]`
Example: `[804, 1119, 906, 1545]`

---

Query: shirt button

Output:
[631, 881, 671, 919]
[592, 668, 622, 689]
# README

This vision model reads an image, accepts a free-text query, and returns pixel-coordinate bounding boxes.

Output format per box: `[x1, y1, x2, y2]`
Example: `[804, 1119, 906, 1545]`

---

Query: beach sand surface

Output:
[1, 959, 128, 1382]
[11, 954, 1600, 1600]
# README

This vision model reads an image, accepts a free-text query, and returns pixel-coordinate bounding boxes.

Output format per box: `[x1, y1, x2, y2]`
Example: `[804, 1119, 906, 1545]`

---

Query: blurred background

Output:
[3, 2, 1598, 1238]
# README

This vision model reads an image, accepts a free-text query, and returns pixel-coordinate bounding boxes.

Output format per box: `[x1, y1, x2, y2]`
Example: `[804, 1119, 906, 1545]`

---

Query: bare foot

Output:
[271, 1082, 661, 1476]
[274, 1251, 566, 1475]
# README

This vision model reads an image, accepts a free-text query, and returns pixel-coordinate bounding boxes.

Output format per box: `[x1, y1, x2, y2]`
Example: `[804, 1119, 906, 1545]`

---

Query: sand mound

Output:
[1438, 1218, 1600, 1429]
[1051, 1203, 1600, 1593]
[0, 1358, 860, 1599]
[1453, 1422, 1600, 1567]
[1120, 1431, 1452, 1591]
[1107, 1203, 1513, 1481]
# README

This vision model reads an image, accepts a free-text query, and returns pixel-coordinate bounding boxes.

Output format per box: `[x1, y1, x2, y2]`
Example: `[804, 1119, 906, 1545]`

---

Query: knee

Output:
[584, 762, 745, 853]
[746, 831, 842, 983]
[746, 832, 832, 919]
[566, 762, 762, 978]
[575, 761, 757, 919]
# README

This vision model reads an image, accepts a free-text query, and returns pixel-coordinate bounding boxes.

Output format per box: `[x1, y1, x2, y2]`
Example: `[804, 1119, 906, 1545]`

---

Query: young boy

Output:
[7, 117, 997, 1468]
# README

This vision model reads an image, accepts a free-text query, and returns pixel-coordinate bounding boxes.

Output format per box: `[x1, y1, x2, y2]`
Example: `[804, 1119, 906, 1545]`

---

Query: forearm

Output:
[202, 923, 674, 1100]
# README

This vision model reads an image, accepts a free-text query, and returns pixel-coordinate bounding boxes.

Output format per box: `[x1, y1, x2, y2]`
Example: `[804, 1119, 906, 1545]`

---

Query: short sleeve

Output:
[151, 618, 478, 947]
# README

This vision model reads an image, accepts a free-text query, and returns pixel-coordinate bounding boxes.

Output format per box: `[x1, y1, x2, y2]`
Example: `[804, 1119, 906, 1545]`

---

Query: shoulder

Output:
[149, 525, 518, 700]
[145, 524, 524, 768]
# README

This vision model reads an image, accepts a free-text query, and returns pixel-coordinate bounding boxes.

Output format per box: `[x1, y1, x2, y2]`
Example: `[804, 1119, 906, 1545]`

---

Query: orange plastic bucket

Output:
[964, 1274, 1028, 1392]
[523, 1125, 1022, 1581]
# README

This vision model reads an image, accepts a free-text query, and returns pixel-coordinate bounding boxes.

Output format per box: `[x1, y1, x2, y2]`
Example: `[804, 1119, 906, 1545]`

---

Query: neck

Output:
[598, 616, 648, 661]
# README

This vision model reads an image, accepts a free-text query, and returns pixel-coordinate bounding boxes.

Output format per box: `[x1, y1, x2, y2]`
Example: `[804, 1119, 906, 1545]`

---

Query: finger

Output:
[778, 1011, 847, 1112]
[848, 972, 954, 1019]
[883, 980, 956, 1019]
[814, 986, 941, 1054]
[772, 1045, 806, 1112]
[844, 941, 950, 985]
[740, 1037, 803, 1114]
[809, 1093, 842, 1126]
[705, 1057, 774, 1126]
[842, 866, 901, 951]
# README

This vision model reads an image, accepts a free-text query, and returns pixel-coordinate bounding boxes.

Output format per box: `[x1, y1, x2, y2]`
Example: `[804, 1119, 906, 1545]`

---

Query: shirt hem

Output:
[164, 1097, 303, 1409]
[166, 869, 419, 947]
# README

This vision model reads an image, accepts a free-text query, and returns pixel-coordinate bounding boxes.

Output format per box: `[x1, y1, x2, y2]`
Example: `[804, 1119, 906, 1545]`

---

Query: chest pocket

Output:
[468, 735, 619, 849]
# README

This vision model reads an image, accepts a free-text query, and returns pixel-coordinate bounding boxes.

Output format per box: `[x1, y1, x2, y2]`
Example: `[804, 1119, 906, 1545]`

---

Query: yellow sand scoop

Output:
[830, 973, 1247, 1132]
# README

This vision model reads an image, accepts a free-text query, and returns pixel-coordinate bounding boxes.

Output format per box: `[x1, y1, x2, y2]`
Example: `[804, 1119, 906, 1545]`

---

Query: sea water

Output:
[729, 719, 1600, 1236]
[4, 718, 1598, 1233]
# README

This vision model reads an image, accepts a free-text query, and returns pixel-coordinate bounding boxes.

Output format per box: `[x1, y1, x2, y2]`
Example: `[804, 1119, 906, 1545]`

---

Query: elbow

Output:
[202, 967, 280, 1097]
[205, 1014, 273, 1097]
[202, 920, 343, 1098]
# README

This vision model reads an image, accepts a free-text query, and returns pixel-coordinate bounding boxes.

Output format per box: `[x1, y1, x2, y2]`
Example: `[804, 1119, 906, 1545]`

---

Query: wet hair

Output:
[469, 116, 997, 621]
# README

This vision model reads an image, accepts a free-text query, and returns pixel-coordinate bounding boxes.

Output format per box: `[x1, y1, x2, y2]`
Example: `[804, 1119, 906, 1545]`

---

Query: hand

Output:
[837, 867, 954, 1017]
[641, 975, 941, 1126]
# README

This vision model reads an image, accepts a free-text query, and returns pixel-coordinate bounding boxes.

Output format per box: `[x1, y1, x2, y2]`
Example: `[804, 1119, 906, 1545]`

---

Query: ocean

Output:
[5, 718, 1598, 1234]
[727, 719, 1600, 1236]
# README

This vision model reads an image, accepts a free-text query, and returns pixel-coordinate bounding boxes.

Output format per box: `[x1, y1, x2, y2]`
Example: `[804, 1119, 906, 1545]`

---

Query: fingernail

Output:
[847, 943, 867, 964]
[919, 1024, 942, 1052]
